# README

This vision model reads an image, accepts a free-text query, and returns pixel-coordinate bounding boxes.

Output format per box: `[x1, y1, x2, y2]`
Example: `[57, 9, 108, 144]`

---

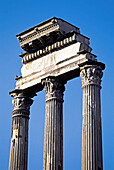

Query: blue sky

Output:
[0, 0, 114, 169]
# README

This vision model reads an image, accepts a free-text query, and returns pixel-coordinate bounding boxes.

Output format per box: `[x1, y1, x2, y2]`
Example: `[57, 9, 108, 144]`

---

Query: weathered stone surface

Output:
[42, 77, 65, 170]
[9, 17, 105, 170]
[9, 90, 33, 170]
[16, 17, 80, 52]
[80, 64, 104, 170]
[16, 47, 96, 90]
[15, 17, 96, 91]
[21, 32, 92, 64]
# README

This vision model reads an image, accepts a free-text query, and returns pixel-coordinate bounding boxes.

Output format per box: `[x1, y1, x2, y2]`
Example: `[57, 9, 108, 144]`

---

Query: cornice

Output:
[19, 23, 59, 45]
[16, 17, 80, 52]
[21, 31, 91, 64]
[22, 32, 77, 64]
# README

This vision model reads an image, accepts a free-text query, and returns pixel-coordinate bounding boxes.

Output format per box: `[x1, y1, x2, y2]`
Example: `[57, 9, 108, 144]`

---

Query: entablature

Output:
[14, 17, 104, 93]
[20, 32, 92, 64]
[17, 17, 81, 53]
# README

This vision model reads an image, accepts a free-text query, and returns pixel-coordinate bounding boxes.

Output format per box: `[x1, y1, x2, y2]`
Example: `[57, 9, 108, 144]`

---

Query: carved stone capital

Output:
[80, 65, 103, 88]
[11, 91, 33, 115]
[42, 77, 65, 101]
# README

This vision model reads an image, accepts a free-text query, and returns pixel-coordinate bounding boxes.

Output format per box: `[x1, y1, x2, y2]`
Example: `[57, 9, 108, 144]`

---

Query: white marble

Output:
[80, 65, 103, 170]
[16, 42, 96, 90]
[42, 78, 65, 170]
[9, 91, 33, 170]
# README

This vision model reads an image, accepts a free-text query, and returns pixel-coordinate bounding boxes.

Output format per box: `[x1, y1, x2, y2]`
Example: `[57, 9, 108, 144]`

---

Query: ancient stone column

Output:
[42, 77, 65, 170]
[80, 64, 104, 170]
[9, 90, 33, 170]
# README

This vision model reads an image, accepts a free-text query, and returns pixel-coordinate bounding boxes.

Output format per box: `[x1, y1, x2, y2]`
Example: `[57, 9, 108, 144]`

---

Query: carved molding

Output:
[19, 23, 59, 45]
[80, 66, 103, 87]
[22, 32, 78, 64]
[21, 32, 92, 64]
[42, 77, 65, 101]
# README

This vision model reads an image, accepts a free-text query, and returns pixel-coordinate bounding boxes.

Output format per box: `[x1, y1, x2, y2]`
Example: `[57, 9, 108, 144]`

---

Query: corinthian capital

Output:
[80, 65, 103, 87]
[10, 90, 33, 113]
[42, 77, 65, 101]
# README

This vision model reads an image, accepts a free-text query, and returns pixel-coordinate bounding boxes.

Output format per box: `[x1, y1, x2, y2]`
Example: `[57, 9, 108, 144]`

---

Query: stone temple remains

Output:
[9, 17, 105, 170]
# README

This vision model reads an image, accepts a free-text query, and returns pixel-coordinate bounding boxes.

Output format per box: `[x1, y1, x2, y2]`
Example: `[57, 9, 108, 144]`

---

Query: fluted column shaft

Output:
[42, 77, 65, 170]
[9, 91, 33, 170]
[80, 65, 104, 170]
